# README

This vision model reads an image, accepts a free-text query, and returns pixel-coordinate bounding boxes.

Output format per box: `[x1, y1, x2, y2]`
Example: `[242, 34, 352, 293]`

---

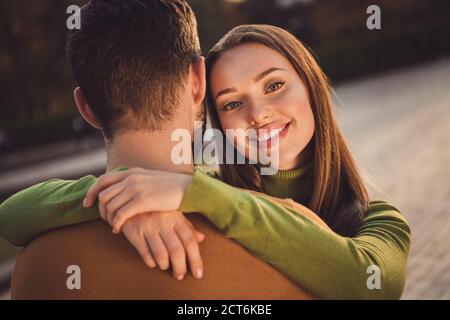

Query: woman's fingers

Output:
[84, 172, 128, 207]
[111, 198, 149, 233]
[120, 211, 205, 281]
[125, 232, 157, 269]
[184, 219, 205, 242]
[147, 234, 170, 271]
[175, 223, 204, 279]
[193, 229, 206, 243]
[104, 189, 135, 227]
[96, 181, 126, 222]
[160, 229, 187, 280]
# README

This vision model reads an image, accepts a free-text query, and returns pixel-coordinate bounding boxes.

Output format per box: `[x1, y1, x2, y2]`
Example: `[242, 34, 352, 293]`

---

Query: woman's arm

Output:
[0, 169, 322, 247]
[1, 167, 411, 299]
[179, 168, 411, 300]
[0, 176, 99, 246]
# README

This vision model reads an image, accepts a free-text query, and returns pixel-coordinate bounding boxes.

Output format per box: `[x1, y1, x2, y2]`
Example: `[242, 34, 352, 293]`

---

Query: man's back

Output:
[11, 214, 314, 299]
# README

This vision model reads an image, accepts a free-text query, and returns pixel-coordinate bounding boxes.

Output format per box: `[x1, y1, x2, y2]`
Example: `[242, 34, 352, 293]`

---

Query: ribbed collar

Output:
[262, 162, 313, 202]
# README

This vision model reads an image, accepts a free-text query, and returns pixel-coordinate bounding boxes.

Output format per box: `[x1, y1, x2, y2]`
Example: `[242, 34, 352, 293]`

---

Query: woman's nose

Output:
[248, 102, 273, 126]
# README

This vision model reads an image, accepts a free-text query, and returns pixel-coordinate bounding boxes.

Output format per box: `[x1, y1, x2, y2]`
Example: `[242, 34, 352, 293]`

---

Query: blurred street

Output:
[334, 57, 450, 299]
[0, 57, 449, 299]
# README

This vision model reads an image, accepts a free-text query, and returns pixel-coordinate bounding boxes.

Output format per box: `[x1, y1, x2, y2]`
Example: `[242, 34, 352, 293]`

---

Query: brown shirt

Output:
[11, 213, 316, 299]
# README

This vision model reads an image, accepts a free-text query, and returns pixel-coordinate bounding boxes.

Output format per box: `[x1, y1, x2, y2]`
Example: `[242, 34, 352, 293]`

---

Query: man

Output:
[0, 0, 319, 299]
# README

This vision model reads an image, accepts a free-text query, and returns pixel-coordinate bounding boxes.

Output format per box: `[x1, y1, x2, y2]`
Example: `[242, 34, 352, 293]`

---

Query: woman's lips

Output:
[265, 122, 290, 148]
[249, 122, 291, 149]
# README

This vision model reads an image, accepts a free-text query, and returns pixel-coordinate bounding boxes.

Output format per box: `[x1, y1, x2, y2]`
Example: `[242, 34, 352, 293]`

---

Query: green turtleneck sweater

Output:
[0, 165, 411, 299]
[262, 162, 314, 201]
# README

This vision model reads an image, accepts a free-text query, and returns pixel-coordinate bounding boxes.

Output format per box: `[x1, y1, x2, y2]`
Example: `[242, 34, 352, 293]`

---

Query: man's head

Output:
[68, 0, 206, 140]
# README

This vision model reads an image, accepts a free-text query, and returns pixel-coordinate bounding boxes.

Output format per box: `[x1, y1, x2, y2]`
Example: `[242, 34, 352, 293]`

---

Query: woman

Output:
[206, 24, 367, 237]
[82, 25, 411, 299]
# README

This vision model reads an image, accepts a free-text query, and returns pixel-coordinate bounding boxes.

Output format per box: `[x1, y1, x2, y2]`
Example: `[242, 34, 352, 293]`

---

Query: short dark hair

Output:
[67, 0, 201, 139]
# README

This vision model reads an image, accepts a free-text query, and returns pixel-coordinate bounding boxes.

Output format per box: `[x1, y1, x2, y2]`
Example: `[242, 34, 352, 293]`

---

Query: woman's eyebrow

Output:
[255, 67, 286, 82]
[215, 87, 237, 101]
[215, 67, 286, 101]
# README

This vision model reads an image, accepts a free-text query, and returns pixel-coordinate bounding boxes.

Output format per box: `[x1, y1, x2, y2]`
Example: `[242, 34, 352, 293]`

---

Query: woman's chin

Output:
[275, 152, 306, 171]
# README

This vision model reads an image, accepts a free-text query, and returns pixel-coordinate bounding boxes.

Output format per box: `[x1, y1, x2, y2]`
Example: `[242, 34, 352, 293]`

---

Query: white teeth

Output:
[248, 125, 287, 142]
[257, 128, 282, 142]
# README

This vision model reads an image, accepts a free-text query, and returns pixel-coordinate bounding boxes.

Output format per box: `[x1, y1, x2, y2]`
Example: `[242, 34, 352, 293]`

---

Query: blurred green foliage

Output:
[0, 0, 448, 150]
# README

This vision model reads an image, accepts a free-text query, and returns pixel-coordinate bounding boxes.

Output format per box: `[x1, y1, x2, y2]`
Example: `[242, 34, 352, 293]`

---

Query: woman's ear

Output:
[190, 56, 206, 106]
[74, 87, 102, 130]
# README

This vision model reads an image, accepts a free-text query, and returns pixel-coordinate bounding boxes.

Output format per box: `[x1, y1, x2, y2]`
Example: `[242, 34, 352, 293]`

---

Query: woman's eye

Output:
[266, 81, 285, 93]
[222, 101, 242, 111]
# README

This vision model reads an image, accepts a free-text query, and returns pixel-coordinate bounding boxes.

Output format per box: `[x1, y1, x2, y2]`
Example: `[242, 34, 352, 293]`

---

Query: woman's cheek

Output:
[300, 97, 315, 130]
[219, 116, 236, 134]
[219, 117, 246, 154]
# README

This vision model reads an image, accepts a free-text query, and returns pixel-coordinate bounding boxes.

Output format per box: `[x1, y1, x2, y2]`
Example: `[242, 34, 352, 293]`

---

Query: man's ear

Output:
[189, 56, 206, 106]
[74, 87, 102, 130]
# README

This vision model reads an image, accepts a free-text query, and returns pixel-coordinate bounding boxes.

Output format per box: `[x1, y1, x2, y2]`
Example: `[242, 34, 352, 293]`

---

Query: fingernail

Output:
[176, 274, 184, 281]
[195, 268, 203, 279]
[112, 228, 118, 234]
[83, 198, 88, 207]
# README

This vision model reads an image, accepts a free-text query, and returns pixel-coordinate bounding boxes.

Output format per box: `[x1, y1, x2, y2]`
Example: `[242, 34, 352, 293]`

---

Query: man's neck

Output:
[105, 129, 193, 174]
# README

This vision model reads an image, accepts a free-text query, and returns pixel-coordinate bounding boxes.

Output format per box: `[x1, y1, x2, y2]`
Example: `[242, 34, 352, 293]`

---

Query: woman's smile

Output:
[248, 121, 291, 149]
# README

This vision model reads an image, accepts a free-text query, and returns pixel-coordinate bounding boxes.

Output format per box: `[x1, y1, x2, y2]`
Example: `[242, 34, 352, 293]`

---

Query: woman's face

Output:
[210, 42, 315, 170]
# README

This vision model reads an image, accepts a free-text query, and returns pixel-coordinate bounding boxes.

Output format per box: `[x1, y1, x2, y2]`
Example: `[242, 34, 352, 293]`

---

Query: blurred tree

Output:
[229, 0, 450, 81]
[303, 0, 450, 80]
[189, 0, 246, 53]
[235, 0, 314, 43]
[0, 0, 85, 125]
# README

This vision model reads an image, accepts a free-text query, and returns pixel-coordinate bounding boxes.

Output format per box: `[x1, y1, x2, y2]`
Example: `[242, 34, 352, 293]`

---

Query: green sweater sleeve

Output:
[180, 168, 411, 300]
[0, 176, 100, 247]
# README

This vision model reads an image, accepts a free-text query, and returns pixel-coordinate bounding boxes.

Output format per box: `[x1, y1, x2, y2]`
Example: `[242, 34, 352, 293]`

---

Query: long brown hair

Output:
[205, 25, 369, 237]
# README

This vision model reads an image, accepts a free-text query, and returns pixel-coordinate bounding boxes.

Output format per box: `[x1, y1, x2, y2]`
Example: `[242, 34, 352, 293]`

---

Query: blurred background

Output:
[0, 0, 449, 299]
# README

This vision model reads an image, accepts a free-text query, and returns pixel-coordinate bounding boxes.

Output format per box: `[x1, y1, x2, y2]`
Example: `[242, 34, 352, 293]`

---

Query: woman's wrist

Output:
[174, 173, 193, 210]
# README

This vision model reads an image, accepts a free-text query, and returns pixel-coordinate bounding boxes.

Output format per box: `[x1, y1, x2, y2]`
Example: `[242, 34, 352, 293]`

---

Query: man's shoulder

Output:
[12, 217, 314, 299]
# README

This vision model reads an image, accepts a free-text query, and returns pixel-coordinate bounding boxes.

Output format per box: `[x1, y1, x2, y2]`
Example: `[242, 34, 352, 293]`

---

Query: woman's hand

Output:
[83, 168, 192, 233]
[121, 211, 205, 280]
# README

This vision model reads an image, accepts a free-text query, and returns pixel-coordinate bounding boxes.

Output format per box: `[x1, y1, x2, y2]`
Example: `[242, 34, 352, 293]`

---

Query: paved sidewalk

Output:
[334, 57, 450, 299]
[0, 136, 103, 173]
[0, 147, 106, 195]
